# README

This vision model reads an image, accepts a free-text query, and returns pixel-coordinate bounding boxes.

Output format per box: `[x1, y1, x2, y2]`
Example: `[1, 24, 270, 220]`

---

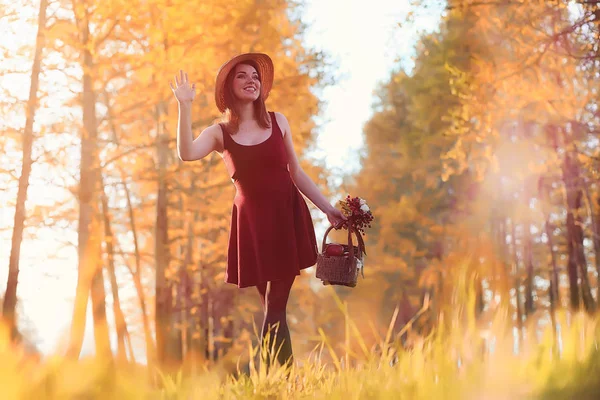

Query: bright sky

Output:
[303, 0, 441, 175]
[0, 0, 442, 358]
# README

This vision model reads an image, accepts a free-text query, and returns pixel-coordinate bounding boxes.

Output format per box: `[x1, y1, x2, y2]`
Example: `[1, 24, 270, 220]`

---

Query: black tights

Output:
[256, 276, 295, 368]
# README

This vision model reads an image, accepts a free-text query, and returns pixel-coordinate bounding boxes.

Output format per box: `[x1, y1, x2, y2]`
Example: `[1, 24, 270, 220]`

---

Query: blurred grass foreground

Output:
[0, 296, 598, 400]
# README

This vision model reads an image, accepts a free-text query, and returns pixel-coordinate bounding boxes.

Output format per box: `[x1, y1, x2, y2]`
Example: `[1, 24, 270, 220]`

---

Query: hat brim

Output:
[214, 53, 274, 113]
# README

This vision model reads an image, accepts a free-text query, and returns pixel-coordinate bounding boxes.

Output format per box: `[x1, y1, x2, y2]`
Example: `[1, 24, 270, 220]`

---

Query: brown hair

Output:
[221, 60, 271, 133]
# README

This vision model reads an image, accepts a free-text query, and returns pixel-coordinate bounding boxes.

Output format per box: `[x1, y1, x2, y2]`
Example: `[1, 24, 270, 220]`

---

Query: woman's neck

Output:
[237, 102, 255, 123]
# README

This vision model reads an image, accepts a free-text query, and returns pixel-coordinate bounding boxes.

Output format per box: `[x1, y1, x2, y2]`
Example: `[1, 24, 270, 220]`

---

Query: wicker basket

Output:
[316, 225, 365, 288]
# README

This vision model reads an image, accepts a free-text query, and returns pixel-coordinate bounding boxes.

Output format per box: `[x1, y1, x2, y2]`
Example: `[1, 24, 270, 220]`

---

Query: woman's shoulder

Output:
[270, 111, 287, 121]
[200, 123, 226, 152]
[270, 111, 290, 136]
[202, 122, 226, 137]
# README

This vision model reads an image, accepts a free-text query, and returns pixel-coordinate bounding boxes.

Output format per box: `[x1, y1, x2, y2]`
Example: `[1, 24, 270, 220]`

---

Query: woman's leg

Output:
[257, 281, 267, 311]
[256, 275, 295, 368]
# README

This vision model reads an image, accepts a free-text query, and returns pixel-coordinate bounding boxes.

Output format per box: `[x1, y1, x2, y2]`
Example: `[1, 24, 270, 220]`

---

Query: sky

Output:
[0, 0, 443, 357]
[303, 0, 442, 176]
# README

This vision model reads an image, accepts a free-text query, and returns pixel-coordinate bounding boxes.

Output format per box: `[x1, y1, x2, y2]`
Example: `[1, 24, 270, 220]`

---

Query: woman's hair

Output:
[222, 60, 271, 133]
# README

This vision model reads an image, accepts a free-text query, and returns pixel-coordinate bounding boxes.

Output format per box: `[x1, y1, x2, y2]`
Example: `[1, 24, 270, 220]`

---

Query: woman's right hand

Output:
[169, 70, 196, 104]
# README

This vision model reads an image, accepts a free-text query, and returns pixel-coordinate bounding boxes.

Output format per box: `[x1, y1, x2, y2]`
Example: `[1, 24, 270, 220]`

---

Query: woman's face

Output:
[231, 63, 261, 104]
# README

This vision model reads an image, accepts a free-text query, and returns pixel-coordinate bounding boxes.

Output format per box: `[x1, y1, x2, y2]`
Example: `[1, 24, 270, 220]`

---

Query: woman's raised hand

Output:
[169, 70, 196, 104]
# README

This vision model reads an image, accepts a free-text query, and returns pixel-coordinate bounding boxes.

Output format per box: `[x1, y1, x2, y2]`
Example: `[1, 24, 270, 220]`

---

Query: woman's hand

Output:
[169, 70, 196, 104]
[325, 205, 348, 229]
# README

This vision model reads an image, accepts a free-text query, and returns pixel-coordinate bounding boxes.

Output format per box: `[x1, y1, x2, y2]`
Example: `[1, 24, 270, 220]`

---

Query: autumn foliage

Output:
[1, 0, 600, 398]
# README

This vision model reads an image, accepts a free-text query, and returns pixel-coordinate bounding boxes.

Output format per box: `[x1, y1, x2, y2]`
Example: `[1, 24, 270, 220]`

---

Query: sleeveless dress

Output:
[219, 112, 318, 288]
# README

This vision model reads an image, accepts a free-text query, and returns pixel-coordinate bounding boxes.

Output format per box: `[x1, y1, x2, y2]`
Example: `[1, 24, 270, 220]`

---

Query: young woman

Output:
[169, 53, 346, 368]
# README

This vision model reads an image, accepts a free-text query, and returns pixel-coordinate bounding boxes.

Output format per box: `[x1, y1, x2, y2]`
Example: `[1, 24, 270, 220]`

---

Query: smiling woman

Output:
[217, 54, 274, 136]
[222, 63, 271, 137]
[169, 52, 348, 369]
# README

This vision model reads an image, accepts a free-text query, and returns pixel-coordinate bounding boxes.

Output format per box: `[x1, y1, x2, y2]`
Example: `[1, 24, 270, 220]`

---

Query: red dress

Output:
[220, 112, 318, 288]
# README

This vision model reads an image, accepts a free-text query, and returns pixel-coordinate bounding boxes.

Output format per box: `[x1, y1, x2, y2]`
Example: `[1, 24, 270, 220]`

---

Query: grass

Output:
[0, 306, 598, 399]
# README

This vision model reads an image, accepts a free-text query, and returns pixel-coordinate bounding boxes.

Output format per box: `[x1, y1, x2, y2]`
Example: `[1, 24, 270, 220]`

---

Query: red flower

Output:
[337, 195, 374, 235]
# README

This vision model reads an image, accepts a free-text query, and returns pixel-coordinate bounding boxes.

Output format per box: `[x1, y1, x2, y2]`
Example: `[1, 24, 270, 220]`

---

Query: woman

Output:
[169, 53, 346, 368]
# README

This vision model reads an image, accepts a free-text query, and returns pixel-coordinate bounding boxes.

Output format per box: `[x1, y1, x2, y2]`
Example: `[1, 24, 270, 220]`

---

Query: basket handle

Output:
[321, 225, 365, 258]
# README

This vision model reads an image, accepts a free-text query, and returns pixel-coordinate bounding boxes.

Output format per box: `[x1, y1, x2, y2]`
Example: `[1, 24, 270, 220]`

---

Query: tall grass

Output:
[1, 297, 598, 399]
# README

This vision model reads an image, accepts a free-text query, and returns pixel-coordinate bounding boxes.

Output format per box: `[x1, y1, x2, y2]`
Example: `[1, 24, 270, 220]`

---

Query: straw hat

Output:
[214, 52, 274, 113]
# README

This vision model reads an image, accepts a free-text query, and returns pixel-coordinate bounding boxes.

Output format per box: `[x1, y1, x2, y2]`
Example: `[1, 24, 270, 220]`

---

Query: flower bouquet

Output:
[316, 195, 374, 287]
[337, 195, 374, 235]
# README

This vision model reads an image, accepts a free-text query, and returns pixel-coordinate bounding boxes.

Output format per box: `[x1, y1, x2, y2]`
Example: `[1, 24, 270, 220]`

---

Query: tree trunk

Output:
[120, 168, 155, 366]
[100, 177, 129, 362]
[522, 181, 535, 316]
[583, 184, 600, 305]
[90, 248, 111, 358]
[495, 216, 511, 311]
[510, 220, 523, 347]
[544, 215, 561, 358]
[475, 273, 484, 316]
[562, 152, 595, 312]
[573, 192, 595, 312]
[3, 0, 48, 334]
[67, 1, 104, 358]
[538, 175, 561, 314]
[544, 220, 561, 309]
[595, 194, 600, 301]
[155, 130, 170, 366]
[523, 221, 535, 315]
[183, 206, 200, 365]
[562, 153, 581, 310]
[565, 214, 581, 310]
[100, 93, 147, 363]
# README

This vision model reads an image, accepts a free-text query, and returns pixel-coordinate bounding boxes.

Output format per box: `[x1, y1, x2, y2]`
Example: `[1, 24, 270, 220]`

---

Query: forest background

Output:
[1, 0, 600, 398]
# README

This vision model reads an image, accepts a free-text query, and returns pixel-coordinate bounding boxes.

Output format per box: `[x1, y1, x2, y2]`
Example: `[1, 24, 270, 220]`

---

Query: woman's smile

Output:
[233, 63, 261, 101]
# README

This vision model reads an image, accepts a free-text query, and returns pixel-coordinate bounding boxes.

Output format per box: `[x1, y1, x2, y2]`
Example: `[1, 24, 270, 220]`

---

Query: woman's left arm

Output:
[275, 112, 346, 227]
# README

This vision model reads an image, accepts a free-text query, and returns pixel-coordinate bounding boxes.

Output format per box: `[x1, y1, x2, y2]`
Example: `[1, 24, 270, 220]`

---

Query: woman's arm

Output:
[276, 112, 347, 226]
[170, 70, 218, 162]
[176, 102, 219, 161]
